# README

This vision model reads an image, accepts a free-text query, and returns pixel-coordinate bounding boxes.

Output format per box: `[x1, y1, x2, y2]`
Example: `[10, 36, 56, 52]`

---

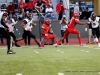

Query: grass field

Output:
[0, 44, 100, 75]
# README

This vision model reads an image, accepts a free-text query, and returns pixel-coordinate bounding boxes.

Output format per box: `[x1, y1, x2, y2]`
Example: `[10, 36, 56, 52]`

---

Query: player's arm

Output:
[41, 28, 44, 35]
[59, 19, 63, 24]
[14, 25, 17, 30]
[21, 23, 25, 30]
[59, 18, 68, 25]
[30, 21, 36, 27]
[76, 19, 88, 25]
[48, 27, 54, 34]
[41, 25, 45, 35]
[1, 19, 8, 28]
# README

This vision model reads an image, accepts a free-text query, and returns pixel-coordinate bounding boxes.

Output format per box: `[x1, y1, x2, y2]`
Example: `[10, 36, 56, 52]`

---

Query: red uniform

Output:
[64, 16, 80, 38]
[42, 24, 56, 39]
[57, 16, 82, 44]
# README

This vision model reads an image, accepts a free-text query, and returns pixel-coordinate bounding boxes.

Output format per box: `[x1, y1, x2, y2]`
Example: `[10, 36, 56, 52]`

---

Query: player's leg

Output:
[61, 30, 64, 44]
[10, 36, 13, 47]
[0, 28, 15, 54]
[0, 34, 3, 44]
[16, 31, 26, 42]
[96, 27, 99, 41]
[46, 34, 57, 46]
[24, 36, 27, 46]
[92, 28, 98, 43]
[28, 36, 31, 45]
[28, 32, 41, 47]
[88, 29, 92, 44]
[9, 32, 21, 47]
[57, 28, 69, 44]
[71, 29, 82, 45]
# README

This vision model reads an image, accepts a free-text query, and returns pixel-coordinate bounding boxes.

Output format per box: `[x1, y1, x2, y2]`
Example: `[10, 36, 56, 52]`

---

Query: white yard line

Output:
[34, 50, 39, 54]
[0, 48, 6, 49]
[58, 72, 64, 75]
[16, 73, 22, 75]
[85, 51, 89, 52]
[57, 50, 61, 51]
[57, 50, 64, 53]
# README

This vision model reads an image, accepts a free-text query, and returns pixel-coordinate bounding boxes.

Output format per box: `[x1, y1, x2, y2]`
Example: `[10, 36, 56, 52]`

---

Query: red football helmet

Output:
[44, 18, 51, 25]
[74, 13, 80, 17]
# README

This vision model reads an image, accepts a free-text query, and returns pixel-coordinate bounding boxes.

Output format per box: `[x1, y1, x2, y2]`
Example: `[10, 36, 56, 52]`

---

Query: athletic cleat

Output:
[39, 46, 43, 49]
[79, 44, 83, 46]
[15, 44, 21, 47]
[7, 50, 16, 54]
[53, 43, 58, 47]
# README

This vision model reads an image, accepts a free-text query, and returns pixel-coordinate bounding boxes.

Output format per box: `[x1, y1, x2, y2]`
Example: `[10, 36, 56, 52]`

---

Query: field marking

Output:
[58, 72, 64, 75]
[85, 51, 89, 52]
[73, 45, 96, 49]
[16, 73, 22, 75]
[81, 50, 84, 51]
[61, 51, 64, 53]
[57, 50, 64, 53]
[34, 50, 39, 54]
[12, 47, 22, 49]
[57, 50, 61, 51]
[0, 48, 6, 49]
[94, 48, 100, 50]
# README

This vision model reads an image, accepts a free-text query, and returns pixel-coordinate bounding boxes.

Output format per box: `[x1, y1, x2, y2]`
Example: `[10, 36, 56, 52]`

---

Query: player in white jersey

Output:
[88, 13, 100, 43]
[0, 12, 15, 54]
[15, 13, 41, 47]
[7, 15, 21, 47]
[24, 13, 31, 46]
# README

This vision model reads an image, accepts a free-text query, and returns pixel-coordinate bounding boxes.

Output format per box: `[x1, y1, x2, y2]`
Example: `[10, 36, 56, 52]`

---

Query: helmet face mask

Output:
[44, 18, 51, 25]
[23, 19, 28, 24]
[3, 12, 8, 18]
[27, 13, 32, 20]
[91, 14, 96, 21]
[74, 13, 80, 17]
[13, 15, 18, 21]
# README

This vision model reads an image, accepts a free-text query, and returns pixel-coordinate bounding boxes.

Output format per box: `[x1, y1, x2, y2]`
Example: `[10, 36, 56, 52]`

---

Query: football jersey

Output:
[8, 18, 17, 32]
[42, 24, 51, 34]
[90, 17, 99, 28]
[0, 11, 5, 28]
[68, 17, 79, 28]
[24, 18, 33, 31]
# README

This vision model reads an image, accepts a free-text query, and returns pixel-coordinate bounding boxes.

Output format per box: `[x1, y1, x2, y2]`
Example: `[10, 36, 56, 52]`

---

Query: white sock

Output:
[95, 38, 98, 42]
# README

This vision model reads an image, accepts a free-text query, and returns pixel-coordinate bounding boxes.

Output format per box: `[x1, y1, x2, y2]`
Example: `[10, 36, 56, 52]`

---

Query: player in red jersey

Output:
[41, 18, 57, 47]
[57, 13, 89, 45]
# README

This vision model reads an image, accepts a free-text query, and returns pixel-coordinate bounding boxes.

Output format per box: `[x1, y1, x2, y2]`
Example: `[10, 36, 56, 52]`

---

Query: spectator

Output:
[45, 4, 53, 19]
[70, 7, 74, 19]
[33, 0, 38, 5]
[59, 15, 68, 44]
[74, 2, 79, 14]
[56, 0, 66, 20]
[19, 0, 26, 14]
[7, 2, 15, 17]
[46, 0, 53, 8]
[26, 0, 34, 13]
[35, 0, 44, 13]
[13, 0, 18, 11]
[84, 7, 89, 19]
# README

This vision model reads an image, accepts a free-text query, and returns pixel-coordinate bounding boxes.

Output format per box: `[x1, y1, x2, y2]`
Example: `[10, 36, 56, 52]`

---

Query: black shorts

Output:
[22, 30, 36, 39]
[0, 28, 10, 39]
[92, 26, 99, 38]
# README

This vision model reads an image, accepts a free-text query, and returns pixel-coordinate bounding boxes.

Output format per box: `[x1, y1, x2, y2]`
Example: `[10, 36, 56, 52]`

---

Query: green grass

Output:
[0, 45, 100, 75]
